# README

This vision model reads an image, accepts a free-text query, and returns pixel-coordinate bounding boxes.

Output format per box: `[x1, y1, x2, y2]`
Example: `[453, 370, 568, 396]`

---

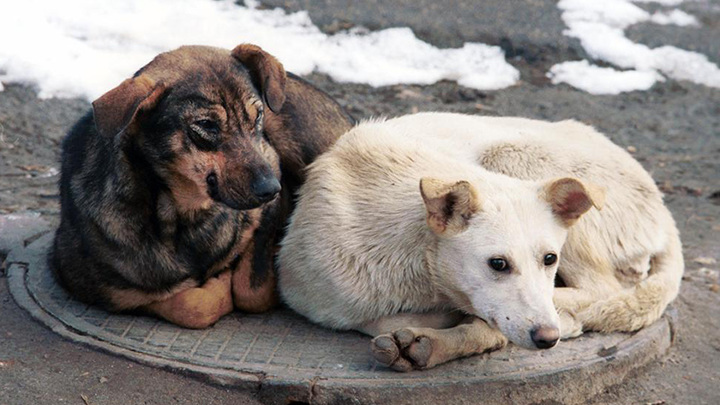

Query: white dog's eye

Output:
[543, 253, 558, 266]
[488, 258, 509, 272]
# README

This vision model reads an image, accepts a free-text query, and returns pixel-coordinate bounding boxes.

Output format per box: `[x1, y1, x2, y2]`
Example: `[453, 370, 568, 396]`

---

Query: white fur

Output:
[278, 112, 683, 349]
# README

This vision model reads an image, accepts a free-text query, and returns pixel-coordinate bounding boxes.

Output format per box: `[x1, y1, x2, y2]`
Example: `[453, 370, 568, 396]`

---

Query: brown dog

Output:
[51, 44, 353, 328]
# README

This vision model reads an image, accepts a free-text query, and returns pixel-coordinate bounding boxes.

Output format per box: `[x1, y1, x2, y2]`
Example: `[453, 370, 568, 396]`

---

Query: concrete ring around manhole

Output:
[5, 216, 676, 405]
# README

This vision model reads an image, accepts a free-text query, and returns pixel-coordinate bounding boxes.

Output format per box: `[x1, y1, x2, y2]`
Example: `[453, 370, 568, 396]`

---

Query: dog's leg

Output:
[569, 238, 683, 334]
[554, 259, 626, 339]
[555, 260, 623, 310]
[361, 314, 507, 372]
[144, 271, 234, 329]
[359, 312, 465, 335]
[553, 287, 597, 312]
[231, 239, 278, 313]
[232, 202, 281, 313]
[554, 244, 680, 337]
[556, 306, 584, 339]
[554, 286, 611, 339]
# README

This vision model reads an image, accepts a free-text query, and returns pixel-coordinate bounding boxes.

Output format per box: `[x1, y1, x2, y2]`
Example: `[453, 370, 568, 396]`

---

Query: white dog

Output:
[278, 113, 683, 371]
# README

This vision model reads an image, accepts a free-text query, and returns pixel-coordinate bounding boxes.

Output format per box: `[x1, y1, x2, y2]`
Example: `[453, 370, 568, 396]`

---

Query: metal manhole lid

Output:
[6, 225, 675, 405]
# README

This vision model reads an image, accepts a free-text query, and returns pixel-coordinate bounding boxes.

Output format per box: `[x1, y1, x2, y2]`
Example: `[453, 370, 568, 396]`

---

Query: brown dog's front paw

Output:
[371, 329, 435, 372]
[206, 270, 232, 291]
[203, 271, 234, 315]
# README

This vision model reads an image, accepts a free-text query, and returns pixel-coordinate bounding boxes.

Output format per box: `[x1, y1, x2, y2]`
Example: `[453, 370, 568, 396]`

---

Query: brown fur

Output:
[232, 238, 280, 313]
[542, 178, 605, 226]
[106, 279, 199, 310]
[145, 271, 234, 329]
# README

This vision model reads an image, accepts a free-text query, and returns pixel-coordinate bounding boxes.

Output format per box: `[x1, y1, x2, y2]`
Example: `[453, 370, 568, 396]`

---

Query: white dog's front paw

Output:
[559, 309, 583, 339]
[371, 329, 434, 372]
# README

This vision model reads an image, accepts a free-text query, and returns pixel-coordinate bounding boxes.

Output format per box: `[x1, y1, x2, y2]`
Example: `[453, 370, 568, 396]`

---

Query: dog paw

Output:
[205, 271, 232, 291]
[201, 271, 233, 315]
[371, 329, 434, 372]
[558, 309, 583, 339]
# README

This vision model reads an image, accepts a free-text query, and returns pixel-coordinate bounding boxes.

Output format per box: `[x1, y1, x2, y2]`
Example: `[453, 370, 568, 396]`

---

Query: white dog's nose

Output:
[530, 326, 560, 349]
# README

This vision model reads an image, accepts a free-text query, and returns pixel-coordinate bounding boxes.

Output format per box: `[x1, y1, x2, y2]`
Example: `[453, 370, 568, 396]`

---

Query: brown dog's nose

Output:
[251, 175, 281, 201]
[530, 325, 560, 349]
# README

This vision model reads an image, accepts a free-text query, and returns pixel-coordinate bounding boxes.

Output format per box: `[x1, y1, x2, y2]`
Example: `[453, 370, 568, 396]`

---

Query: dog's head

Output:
[420, 176, 605, 349]
[91, 44, 288, 212]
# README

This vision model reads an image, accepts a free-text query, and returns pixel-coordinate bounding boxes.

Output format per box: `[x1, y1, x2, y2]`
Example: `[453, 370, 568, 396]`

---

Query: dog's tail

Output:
[579, 227, 684, 333]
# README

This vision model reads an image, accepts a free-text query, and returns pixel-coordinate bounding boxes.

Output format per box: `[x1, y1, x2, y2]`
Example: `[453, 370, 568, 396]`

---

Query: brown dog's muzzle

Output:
[207, 148, 280, 211]
[249, 171, 282, 202]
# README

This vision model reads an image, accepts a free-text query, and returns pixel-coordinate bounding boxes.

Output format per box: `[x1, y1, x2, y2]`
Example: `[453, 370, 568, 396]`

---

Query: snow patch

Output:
[550, 0, 718, 94]
[548, 61, 662, 95]
[650, 9, 698, 26]
[560, 0, 651, 30]
[0, 0, 518, 100]
[631, 0, 686, 6]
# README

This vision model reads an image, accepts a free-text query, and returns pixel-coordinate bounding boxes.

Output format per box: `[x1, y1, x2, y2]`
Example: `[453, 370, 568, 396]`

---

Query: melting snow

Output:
[548, 60, 663, 95]
[549, 0, 719, 94]
[0, 0, 518, 100]
[0, 0, 716, 99]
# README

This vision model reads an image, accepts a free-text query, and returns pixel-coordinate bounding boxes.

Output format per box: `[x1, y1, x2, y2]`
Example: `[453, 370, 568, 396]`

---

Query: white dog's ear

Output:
[420, 178, 481, 236]
[542, 177, 605, 227]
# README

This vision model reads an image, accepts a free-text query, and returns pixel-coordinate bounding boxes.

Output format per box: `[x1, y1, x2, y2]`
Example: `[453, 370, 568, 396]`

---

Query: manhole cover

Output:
[7, 229, 675, 405]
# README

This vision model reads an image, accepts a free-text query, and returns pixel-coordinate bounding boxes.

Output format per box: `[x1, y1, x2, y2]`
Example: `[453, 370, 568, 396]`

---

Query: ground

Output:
[1, 0, 719, 404]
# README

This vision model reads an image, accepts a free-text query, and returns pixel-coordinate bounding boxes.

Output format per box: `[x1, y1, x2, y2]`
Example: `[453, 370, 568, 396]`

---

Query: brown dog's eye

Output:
[188, 119, 221, 150]
[195, 119, 220, 134]
[488, 258, 509, 272]
[543, 253, 558, 266]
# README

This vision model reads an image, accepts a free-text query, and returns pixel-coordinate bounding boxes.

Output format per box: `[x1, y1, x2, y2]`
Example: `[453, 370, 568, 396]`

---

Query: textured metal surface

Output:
[8, 231, 675, 404]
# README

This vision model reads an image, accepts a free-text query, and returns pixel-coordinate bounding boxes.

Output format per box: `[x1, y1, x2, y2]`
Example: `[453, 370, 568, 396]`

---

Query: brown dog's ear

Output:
[420, 178, 481, 236]
[92, 75, 164, 138]
[542, 177, 605, 227]
[231, 44, 287, 113]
